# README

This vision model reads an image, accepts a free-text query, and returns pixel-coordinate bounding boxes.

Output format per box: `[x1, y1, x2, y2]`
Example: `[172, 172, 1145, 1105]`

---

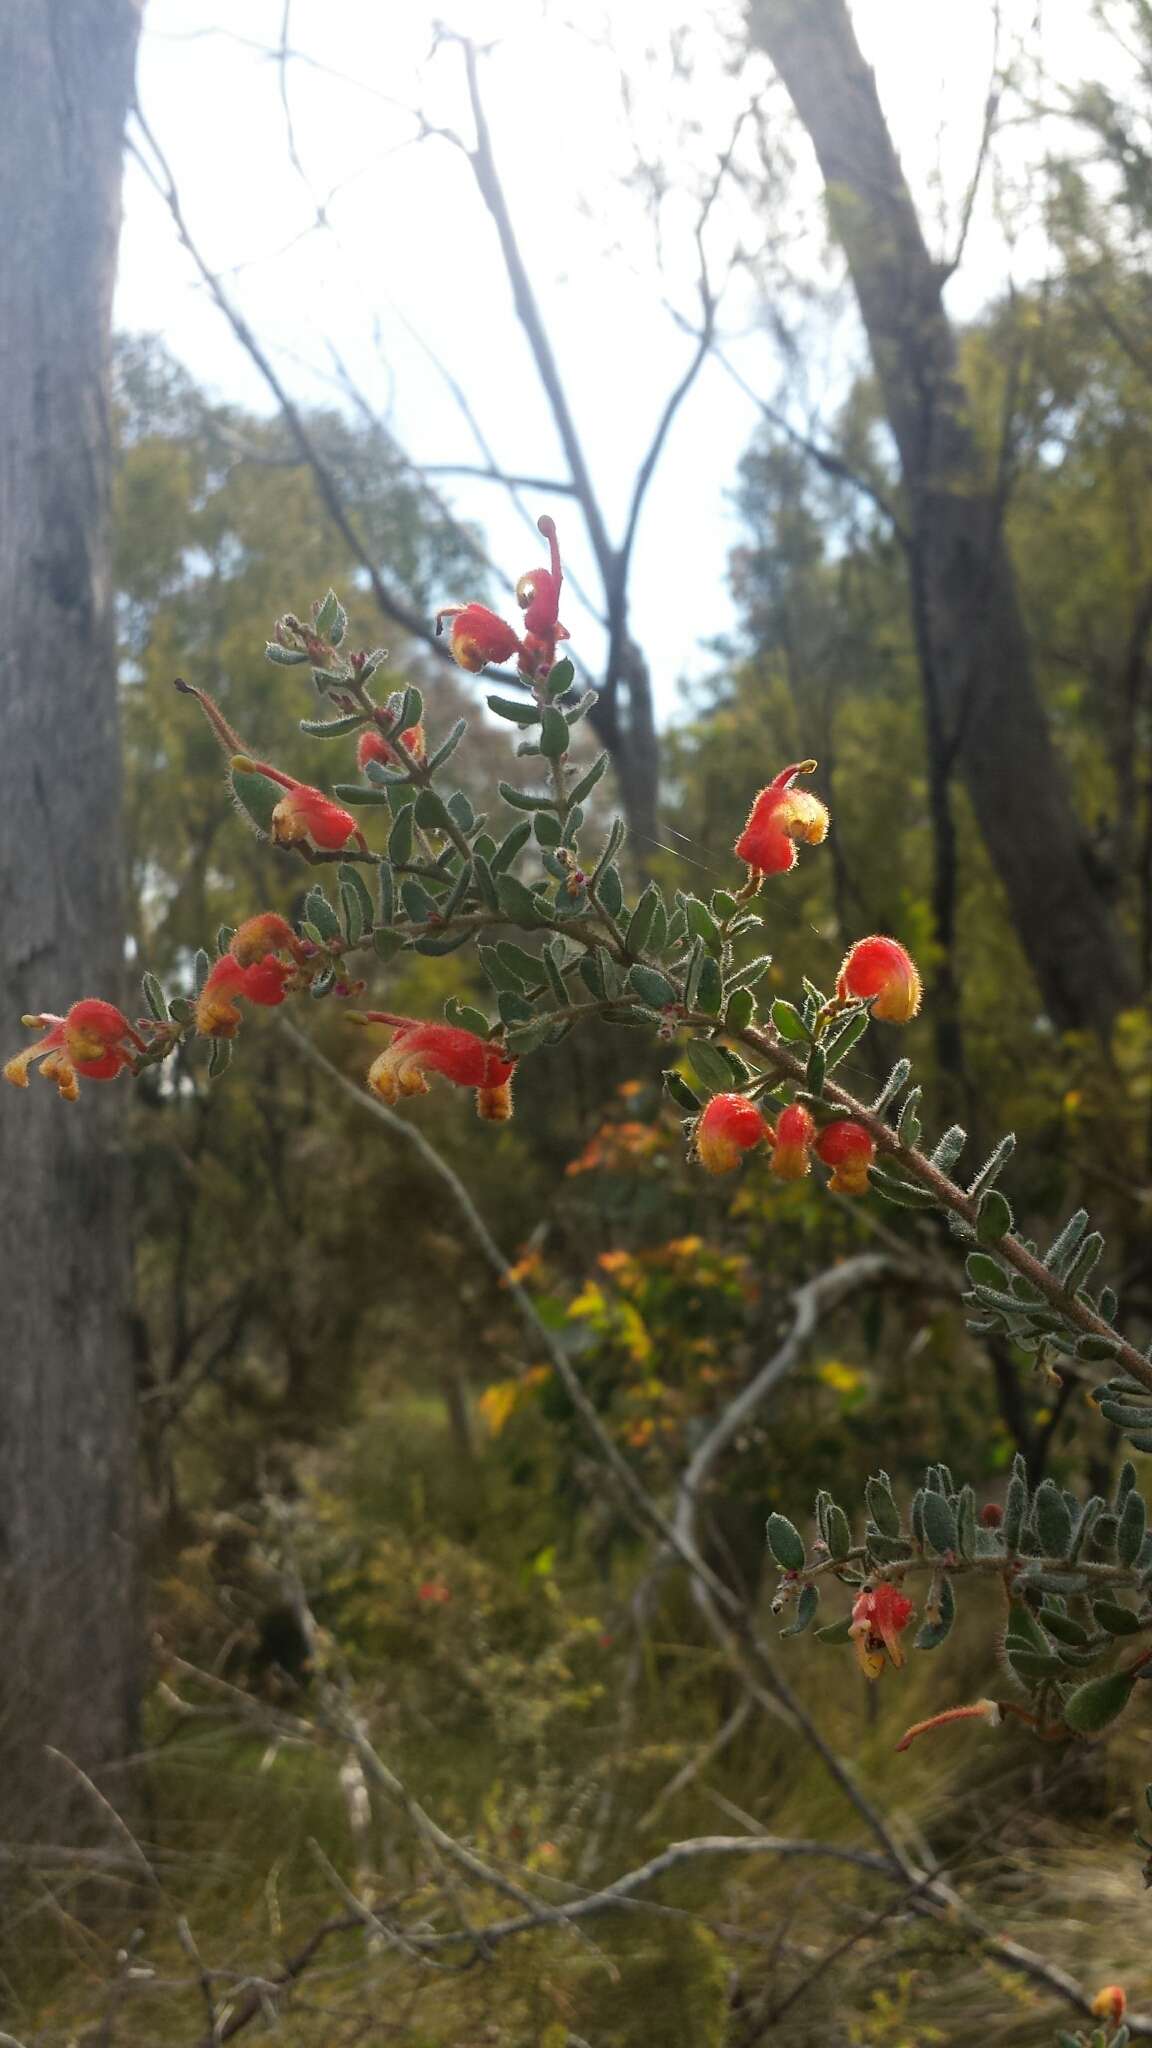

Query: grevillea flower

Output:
[4, 999, 145, 1100]
[770, 1103, 816, 1181]
[230, 760, 364, 854]
[362, 1013, 516, 1121]
[695, 1092, 770, 1174]
[436, 516, 568, 682]
[849, 1581, 914, 1681]
[1091, 1987, 1127, 2025]
[734, 761, 829, 877]
[815, 1118, 876, 1195]
[515, 515, 567, 678]
[357, 723, 425, 772]
[439, 603, 523, 675]
[197, 916, 309, 1037]
[837, 935, 921, 1024]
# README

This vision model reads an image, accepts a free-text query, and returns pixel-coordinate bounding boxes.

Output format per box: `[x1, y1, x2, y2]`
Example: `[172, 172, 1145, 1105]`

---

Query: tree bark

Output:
[749, 0, 1139, 1036]
[0, 0, 142, 1838]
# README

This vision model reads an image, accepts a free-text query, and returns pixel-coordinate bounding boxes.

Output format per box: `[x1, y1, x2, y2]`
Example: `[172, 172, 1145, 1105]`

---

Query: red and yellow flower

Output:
[695, 1092, 770, 1174]
[770, 1102, 816, 1181]
[837, 935, 921, 1024]
[4, 999, 145, 1101]
[362, 1014, 516, 1121]
[232, 760, 364, 854]
[849, 1581, 914, 1680]
[197, 915, 310, 1038]
[815, 1118, 876, 1195]
[437, 515, 569, 682]
[1091, 1987, 1127, 2026]
[734, 761, 829, 877]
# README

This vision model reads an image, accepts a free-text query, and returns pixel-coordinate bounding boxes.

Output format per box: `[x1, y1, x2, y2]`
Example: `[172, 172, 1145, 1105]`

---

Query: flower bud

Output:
[815, 1118, 875, 1195]
[357, 723, 425, 771]
[837, 935, 921, 1024]
[770, 1103, 816, 1180]
[1091, 1987, 1127, 2025]
[695, 1092, 769, 1174]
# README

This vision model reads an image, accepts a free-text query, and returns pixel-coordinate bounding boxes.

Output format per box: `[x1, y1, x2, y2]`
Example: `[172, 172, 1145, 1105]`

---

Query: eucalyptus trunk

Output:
[0, 0, 142, 1837]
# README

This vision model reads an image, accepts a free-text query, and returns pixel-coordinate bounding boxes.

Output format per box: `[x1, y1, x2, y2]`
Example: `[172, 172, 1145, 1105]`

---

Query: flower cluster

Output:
[4, 1000, 145, 1101]
[3, 528, 923, 1204]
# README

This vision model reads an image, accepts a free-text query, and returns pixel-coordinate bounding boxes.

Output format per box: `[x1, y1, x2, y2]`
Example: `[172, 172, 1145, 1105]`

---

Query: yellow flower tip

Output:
[779, 788, 830, 847]
[230, 754, 257, 774]
[366, 1050, 400, 1103]
[367, 1049, 430, 1103]
[39, 1051, 79, 1101]
[827, 1159, 871, 1196]
[770, 1144, 810, 1182]
[697, 1131, 741, 1174]
[3, 1053, 31, 1088]
[1091, 1987, 1127, 2025]
[476, 1079, 514, 1121]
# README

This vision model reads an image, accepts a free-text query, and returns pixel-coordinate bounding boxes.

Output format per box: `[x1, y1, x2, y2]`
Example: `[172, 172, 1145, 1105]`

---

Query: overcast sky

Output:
[117, 1, 1117, 717]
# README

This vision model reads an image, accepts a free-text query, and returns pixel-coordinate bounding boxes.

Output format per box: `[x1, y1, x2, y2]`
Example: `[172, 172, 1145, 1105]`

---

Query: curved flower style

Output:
[437, 516, 568, 682]
[849, 1581, 914, 1681]
[357, 723, 425, 772]
[770, 1102, 816, 1181]
[695, 1092, 769, 1174]
[4, 999, 144, 1100]
[734, 761, 829, 877]
[815, 1118, 876, 1195]
[837, 935, 921, 1024]
[197, 915, 310, 1037]
[363, 1014, 516, 1121]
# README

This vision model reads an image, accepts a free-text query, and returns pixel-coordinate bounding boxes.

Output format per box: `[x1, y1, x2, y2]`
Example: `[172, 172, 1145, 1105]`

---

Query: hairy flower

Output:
[770, 1103, 816, 1181]
[357, 723, 425, 772]
[815, 1118, 876, 1195]
[230, 913, 308, 970]
[1091, 1987, 1127, 2025]
[436, 516, 569, 681]
[837, 935, 921, 1023]
[850, 1581, 914, 1680]
[695, 1092, 770, 1174]
[197, 918, 308, 1038]
[734, 761, 829, 877]
[4, 999, 144, 1100]
[363, 1014, 516, 1121]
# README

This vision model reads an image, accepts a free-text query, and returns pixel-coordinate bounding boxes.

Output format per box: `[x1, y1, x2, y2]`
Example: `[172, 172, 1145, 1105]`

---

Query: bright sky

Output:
[117, 1, 1118, 716]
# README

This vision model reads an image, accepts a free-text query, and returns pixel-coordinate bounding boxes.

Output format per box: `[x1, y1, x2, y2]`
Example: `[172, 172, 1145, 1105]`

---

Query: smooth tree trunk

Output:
[0, 0, 142, 1838]
[749, 0, 1139, 1037]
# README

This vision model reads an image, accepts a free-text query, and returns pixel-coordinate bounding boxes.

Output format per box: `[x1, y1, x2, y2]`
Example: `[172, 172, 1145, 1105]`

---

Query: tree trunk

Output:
[0, 0, 142, 1838]
[749, 0, 1139, 1036]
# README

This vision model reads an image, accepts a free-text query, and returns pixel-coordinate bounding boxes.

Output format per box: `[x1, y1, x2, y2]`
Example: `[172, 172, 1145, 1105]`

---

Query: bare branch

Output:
[127, 108, 453, 669]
